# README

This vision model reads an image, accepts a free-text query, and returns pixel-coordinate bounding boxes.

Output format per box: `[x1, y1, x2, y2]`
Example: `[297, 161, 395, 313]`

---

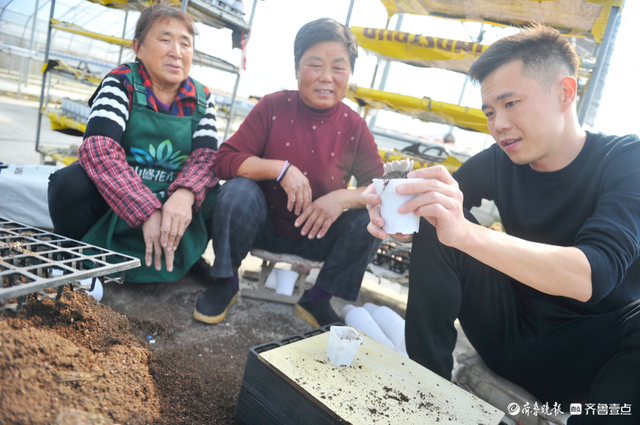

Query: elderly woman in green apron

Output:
[48, 5, 219, 282]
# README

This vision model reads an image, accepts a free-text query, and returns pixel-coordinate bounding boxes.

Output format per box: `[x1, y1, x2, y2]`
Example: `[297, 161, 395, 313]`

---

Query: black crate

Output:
[235, 326, 350, 425]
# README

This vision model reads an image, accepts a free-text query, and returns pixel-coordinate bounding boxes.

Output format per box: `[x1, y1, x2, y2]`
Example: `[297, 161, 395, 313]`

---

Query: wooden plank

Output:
[241, 289, 298, 305]
[259, 330, 504, 425]
[242, 270, 260, 281]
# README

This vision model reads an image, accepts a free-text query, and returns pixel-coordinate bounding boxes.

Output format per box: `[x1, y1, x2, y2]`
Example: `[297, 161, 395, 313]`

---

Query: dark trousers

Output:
[48, 163, 110, 239]
[48, 162, 215, 240]
[210, 177, 380, 301]
[408, 215, 640, 425]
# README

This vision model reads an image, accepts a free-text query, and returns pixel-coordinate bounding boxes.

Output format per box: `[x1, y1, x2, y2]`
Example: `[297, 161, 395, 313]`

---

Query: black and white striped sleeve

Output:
[191, 93, 218, 151]
[84, 75, 131, 143]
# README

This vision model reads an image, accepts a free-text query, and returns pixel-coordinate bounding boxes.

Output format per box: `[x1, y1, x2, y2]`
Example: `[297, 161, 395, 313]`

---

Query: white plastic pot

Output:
[326, 326, 363, 367]
[275, 269, 298, 296]
[264, 270, 278, 289]
[372, 178, 423, 234]
[85, 278, 104, 302]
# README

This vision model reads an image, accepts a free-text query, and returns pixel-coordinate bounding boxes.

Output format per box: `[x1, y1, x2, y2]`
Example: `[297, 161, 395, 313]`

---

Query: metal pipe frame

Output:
[23, 0, 40, 89]
[368, 15, 403, 129]
[35, 0, 56, 154]
[223, 0, 258, 142]
[577, 5, 621, 126]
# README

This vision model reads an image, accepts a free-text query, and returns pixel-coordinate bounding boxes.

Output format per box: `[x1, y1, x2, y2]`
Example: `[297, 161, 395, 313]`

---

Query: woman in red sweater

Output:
[193, 18, 384, 327]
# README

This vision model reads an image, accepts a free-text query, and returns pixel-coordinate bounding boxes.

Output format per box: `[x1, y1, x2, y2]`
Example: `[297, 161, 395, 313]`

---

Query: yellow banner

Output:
[378, 0, 616, 43]
[352, 26, 488, 74]
[346, 84, 488, 134]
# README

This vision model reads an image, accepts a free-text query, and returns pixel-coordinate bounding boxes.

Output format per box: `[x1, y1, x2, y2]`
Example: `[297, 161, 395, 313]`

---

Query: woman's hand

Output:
[360, 184, 413, 242]
[279, 165, 312, 216]
[160, 188, 195, 271]
[295, 191, 344, 239]
[142, 210, 163, 271]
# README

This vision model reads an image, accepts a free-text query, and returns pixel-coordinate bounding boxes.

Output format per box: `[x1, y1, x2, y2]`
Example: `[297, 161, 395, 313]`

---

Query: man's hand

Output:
[365, 167, 593, 302]
[161, 188, 195, 272]
[142, 210, 163, 271]
[295, 191, 345, 239]
[279, 165, 312, 216]
[399, 165, 467, 247]
[360, 183, 414, 242]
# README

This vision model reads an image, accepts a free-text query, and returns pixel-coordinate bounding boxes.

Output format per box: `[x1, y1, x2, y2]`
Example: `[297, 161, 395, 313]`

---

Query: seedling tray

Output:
[236, 326, 505, 425]
[0, 217, 139, 309]
[372, 242, 411, 274]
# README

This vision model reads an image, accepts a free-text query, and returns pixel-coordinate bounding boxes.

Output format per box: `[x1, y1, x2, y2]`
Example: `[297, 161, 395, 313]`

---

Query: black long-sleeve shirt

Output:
[454, 131, 640, 314]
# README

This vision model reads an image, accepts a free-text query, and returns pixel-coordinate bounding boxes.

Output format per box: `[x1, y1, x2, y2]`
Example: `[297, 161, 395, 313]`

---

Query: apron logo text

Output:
[133, 166, 176, 183]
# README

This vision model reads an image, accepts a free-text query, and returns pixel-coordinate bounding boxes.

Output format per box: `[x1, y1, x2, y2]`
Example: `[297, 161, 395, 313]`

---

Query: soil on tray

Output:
[0, 289, 252, 425]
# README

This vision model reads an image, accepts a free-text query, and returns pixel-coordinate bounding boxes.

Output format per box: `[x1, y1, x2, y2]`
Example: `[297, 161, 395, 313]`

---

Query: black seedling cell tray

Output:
[372, 242, 411, 273]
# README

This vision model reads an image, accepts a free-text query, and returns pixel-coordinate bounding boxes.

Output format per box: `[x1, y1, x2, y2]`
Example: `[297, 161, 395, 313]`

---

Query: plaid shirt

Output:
[80, 62, 219, 228]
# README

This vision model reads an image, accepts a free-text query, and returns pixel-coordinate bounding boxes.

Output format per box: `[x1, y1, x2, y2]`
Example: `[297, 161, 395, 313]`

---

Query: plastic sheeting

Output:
[0, 164, 61, 230]
[346, 84, 489, 134]
[352, 26, 488, 74]
[378, 0, 623, 43]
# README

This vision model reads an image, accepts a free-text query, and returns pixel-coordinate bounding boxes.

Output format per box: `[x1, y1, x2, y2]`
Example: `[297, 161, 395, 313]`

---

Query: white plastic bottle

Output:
[344, 306, 396, 350]
[371, 306, 406, 351]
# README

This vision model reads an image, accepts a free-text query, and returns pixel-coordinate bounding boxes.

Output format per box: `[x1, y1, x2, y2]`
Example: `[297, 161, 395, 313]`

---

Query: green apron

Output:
[82, 63, 216, 282]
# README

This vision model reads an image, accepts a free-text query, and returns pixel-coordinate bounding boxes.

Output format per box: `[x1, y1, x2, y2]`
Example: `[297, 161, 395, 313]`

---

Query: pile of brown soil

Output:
[0, 277, 313, 425]
[0, 291, 159, 424]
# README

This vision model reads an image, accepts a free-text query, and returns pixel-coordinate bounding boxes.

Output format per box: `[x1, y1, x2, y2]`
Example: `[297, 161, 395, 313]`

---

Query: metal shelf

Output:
[36, 0, 249, 153]
[50, 19, 239, 75]
[187, 0, 249, 33]
[86, 0, 249, 33]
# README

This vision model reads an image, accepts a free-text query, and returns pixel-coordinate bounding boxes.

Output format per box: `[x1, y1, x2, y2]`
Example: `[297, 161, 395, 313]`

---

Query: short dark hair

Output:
[134, 5, 198, 47]
[294, 18, 358, 73]
[469, 23, 579, 88]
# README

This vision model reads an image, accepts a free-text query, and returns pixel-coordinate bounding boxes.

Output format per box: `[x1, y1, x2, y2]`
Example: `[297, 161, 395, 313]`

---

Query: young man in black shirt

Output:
[362, 24, 640, 424]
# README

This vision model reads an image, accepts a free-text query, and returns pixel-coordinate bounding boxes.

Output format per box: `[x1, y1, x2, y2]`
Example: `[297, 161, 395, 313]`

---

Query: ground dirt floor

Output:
[1, 275, 317, 424]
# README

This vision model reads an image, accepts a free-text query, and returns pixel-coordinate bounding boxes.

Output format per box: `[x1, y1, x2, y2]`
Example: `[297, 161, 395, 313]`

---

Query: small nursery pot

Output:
[264, 270, 278, 290]
[275, 269, 299, 296]
[372, 178, 424, 234]
[326, 326, 363, 367]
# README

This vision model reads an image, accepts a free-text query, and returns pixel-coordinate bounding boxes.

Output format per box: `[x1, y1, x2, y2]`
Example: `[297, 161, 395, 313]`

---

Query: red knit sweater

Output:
[216, 90, 383, 238]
